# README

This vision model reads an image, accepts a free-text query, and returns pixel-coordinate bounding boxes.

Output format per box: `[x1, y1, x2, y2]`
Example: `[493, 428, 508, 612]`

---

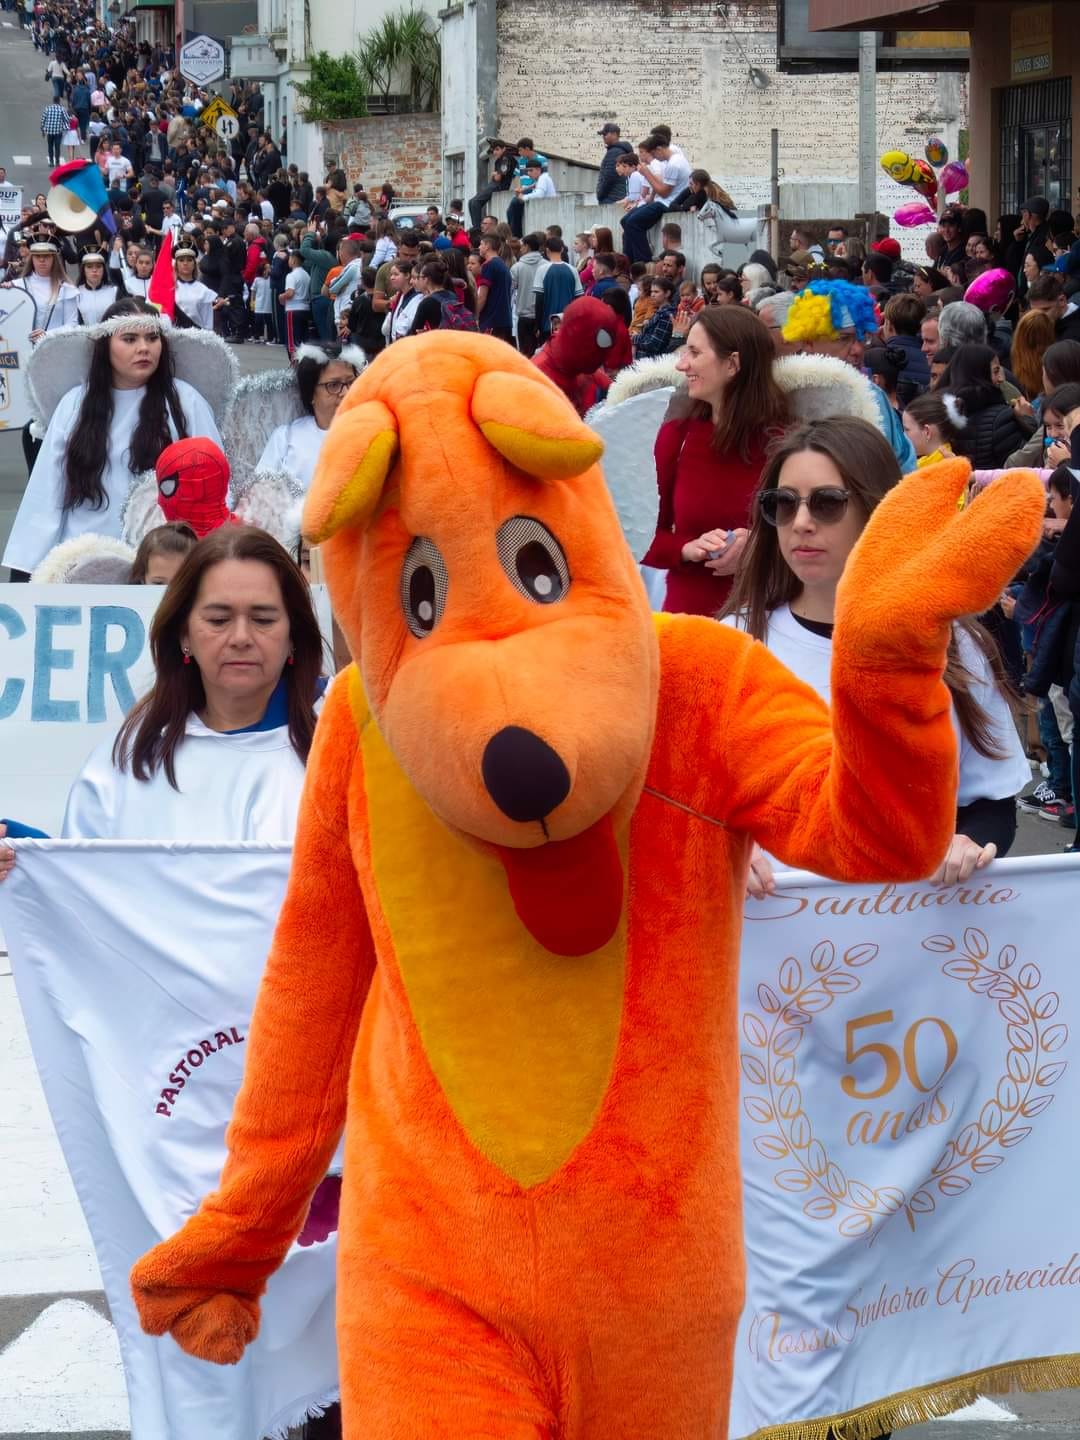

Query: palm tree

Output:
[355, 6, 440, 113]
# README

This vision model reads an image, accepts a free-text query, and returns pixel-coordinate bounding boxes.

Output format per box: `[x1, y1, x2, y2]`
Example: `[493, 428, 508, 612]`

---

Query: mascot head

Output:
[155, 437, 234, 537]
[549, 295, 633, 374]
[303, 333, 657, 955]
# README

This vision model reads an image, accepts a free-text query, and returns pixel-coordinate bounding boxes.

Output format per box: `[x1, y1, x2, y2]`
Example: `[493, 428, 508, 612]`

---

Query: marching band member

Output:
[2, 239, 79, 339]
[75, 250, 122, 326]
[174, 246, 225, 330]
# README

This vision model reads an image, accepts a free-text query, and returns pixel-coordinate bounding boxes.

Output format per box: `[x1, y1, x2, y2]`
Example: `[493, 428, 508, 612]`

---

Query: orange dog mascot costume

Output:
[130, 333, 1043, 1437]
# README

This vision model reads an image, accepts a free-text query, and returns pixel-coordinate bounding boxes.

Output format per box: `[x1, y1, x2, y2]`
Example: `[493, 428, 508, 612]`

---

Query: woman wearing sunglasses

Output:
[723, 416, 1029, 897]
[255, 340, 366, 492]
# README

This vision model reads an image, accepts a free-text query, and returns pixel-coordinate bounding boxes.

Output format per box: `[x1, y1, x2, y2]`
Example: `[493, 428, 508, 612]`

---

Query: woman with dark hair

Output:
[324, 168, 347, 212]
[723, 417, 1029, 894]
[378, 182, 395, 215]
[1041, 338, 1080, 392]
[912, 265, 950, 299]
[129, 520, 198, 584]
[255, 338, 365, 490]
[942, 342, 1030, 468]
[76, 250, 122, 326]
[642, 304, 791, 614]
[2, 299, 222, 577]
[667, 168, 738, 217]
[0, 524, 325, 876]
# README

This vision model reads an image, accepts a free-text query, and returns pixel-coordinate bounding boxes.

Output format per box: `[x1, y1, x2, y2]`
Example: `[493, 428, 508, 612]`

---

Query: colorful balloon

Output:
[911, 159, 938, 194]
[964, 268, 1015, 314]
[925, 138, 949, 167]
[893, 201, 936, 228]
[880, 150, 916, 184]
[941, 160, 969, 195]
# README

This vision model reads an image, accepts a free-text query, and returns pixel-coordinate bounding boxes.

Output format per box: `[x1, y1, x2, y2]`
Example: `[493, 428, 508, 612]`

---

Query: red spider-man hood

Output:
[155, 437, 235, 537]
[547, 296, 633, 375]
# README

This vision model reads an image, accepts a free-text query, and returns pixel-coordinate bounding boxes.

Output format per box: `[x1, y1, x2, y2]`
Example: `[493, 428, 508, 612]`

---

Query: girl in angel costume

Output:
[2, 298, 233, 577]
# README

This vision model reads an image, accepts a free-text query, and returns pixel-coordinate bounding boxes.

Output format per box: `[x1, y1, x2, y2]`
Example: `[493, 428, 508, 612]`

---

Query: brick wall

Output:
[321, 113, 443, 202]
[496, 0, 968, 250]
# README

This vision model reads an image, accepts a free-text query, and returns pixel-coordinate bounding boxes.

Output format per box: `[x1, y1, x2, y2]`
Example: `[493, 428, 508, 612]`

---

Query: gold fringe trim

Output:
[740, 1353, 1080, 1440]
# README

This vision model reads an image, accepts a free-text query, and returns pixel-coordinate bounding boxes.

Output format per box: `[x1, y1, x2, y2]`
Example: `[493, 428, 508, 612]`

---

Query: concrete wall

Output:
[439, 0, 498, 207]
[487, 194, 769, 281]
[322, 114, 444, 203]
[493, 0, 966, 258]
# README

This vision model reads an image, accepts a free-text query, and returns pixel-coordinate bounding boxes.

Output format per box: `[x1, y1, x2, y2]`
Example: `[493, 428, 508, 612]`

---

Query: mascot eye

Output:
[159, 474, 178, 497]
[401, 536, 449, 638]
[595, 328, 613, 349]
[496, 516, 569, 605]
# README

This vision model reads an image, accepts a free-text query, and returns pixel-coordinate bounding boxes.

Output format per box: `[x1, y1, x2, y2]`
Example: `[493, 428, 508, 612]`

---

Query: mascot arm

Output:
[670, 461, 1045, 879]
[130, 673, 374, 1365]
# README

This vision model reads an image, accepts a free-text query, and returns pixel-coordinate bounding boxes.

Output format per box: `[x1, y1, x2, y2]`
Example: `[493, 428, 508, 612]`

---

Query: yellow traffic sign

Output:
[199, 96, 238, 131]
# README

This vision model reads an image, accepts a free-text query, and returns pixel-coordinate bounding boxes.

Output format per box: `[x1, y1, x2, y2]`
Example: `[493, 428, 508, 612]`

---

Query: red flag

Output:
[147, 229, 175, 320]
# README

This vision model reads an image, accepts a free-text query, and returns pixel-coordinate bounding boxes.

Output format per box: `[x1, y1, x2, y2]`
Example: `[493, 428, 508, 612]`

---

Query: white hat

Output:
[29, 241, 59, 255]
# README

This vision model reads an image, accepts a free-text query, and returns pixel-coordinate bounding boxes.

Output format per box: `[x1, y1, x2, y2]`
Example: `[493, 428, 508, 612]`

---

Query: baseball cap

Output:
[433, 234, 452, 250]
[1021, 195, 1050, 219]
[212, 199, 229, 210]
[872, 237, 901, 260]
[787, 249, 815, 270]
[939, 209, 963, 226]
[598, 123, 620, 136]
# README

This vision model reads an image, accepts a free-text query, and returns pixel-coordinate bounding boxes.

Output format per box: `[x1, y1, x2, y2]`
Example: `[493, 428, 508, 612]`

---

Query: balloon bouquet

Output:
[879, 140, 969, 229]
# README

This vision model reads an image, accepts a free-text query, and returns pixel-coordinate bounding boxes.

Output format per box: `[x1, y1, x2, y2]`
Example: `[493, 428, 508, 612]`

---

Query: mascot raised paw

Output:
[130, 334, 1044, 1438]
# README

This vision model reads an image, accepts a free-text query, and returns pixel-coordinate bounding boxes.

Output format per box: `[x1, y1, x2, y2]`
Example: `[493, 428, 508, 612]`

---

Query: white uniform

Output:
[123, 274, 151, 299]
[175, 277, 218, 329]
[3, 377, 222, 574]
[63, 715, 307, 842]
[76, 282, 120, 327]
[16, 274, 80, 333]
[727, 604, 1030, 805]
[255, 413, 327, 492]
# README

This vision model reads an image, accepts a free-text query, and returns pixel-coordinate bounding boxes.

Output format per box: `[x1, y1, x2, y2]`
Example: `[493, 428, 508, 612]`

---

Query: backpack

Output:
[435, 291, 477, 332]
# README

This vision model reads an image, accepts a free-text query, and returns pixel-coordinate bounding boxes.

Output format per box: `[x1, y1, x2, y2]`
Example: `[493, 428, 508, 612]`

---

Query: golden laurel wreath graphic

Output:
[740, 929, 1068, 1238]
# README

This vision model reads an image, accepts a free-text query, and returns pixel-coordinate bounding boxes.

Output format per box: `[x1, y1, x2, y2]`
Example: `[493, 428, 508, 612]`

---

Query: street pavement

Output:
[0, 20, 1076, 1440]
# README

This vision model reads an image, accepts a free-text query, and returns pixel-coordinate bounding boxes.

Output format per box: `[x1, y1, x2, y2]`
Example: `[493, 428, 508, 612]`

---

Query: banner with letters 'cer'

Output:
[0, 583, 335, 837]
[730, 856, 1080, 1440]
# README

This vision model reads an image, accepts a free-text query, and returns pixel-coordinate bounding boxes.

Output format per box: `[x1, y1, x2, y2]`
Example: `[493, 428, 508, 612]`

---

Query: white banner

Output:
[0, 841, 339, 1440]
[0, 184, 21, 230]
[0, 584, 335, 837]
[731, 855, 1080, 1439]
[0, 280, 35, 432]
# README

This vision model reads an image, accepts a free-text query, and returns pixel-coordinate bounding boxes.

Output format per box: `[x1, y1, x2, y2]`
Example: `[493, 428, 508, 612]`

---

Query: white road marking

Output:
[942, 1396, 1018, 1422]
[0, 1299, 128, 1431]
[1, 21, 15, 27]
[11, 157, 32, 166]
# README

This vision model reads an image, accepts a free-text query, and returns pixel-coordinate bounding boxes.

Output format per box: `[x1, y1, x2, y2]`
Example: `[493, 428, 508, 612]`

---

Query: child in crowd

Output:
[630, 275, 657, 335]
[129, 523, 198, 585]
[250, 258, 274, 343]
[675, 279, 704, 328]
[280, 249, 311, 354]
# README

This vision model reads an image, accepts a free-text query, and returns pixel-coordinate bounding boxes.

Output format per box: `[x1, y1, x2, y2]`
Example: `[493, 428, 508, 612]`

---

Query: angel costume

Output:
[255, 413, 328, 493]
[2, 316, 236, 576]
[175, 278, 218, 330]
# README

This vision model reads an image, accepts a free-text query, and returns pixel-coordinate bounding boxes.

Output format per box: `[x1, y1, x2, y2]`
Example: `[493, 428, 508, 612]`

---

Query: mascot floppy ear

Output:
[303, 399, 399, 543]
[471, 372, 603, 480]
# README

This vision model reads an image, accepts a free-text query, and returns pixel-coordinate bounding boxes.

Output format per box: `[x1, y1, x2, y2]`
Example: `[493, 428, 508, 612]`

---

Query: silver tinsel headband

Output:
[294, 341, 368, 373]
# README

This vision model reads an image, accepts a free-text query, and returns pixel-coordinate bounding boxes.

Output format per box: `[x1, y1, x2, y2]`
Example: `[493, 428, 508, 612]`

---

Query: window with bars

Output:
[447, 152, 465, 206]
[999, 77, 1072, 214]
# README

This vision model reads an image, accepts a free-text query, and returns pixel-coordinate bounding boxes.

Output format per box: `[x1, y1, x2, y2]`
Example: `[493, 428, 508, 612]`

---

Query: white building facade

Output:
[229, 0, 441, 181]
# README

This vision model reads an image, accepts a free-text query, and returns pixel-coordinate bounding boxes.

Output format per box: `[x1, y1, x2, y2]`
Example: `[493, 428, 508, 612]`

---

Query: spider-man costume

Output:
[155, 437, 237, 537]
[533, 296, 633, 416]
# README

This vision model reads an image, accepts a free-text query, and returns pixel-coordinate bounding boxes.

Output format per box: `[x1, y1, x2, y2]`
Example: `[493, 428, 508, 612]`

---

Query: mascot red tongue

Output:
[533, 294, 633, 415]
[130, 330, 1045, 1440]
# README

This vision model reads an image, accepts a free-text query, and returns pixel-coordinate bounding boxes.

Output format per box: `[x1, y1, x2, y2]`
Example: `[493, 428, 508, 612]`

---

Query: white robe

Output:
[76, 282, 120, 327]
[175, 278, 218, 330]
[16, 275, 81, 332]
[2, 377, 222, 574]
[63, 716, 307, 842]
[255, 413, 328, 493]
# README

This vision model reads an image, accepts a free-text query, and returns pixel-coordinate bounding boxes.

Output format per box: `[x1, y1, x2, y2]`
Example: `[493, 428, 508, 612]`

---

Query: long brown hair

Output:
[677, 305, 790, 459]
[721, 417, 1010, 758]
[114, 526, 323, 788]
[1010, 309, 1056, 399]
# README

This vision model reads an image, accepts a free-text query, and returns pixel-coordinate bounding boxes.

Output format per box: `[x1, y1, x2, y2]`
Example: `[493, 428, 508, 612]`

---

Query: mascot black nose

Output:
[482, 726, 571, 823]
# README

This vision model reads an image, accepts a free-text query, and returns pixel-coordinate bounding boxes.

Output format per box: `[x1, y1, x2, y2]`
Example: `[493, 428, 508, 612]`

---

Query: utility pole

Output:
[857, 31, 877, 225]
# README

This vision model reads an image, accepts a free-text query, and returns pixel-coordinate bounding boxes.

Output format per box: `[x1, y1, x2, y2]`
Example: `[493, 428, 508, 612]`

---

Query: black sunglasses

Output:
[759, 486, 851, 527]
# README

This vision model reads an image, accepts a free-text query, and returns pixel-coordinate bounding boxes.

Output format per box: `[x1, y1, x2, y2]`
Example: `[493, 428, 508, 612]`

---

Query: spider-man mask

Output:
[155, 437, 234, 537]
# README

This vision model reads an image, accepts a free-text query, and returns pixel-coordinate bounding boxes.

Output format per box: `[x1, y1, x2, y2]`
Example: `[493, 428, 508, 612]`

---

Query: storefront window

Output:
[1000, 78, 1071, 214]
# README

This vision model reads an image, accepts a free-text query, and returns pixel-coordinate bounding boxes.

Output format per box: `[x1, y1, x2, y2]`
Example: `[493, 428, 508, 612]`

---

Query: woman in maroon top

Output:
[643, 305, 790, 614]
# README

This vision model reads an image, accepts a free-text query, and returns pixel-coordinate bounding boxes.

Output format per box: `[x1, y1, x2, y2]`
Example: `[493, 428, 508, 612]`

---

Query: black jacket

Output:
[596, 140, 633, 204]
[955, 390, 1031, 470]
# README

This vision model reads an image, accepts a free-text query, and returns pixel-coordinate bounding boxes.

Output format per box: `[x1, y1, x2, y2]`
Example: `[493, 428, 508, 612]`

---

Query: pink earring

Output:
[182, 650, 191, 665]
[287, 652, 295, 666]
